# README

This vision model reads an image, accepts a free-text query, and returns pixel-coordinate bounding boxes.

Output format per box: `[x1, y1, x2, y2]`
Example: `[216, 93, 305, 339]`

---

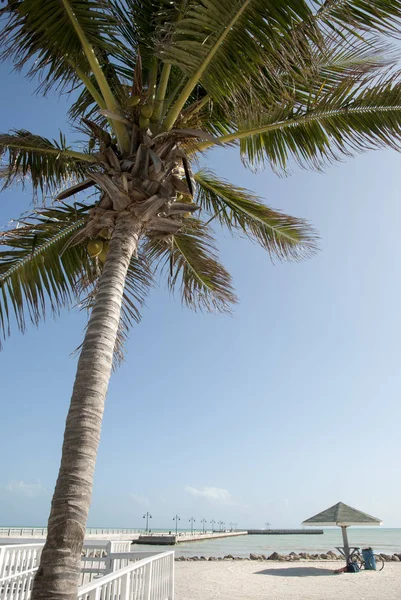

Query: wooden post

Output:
[341, 526, 350, 561]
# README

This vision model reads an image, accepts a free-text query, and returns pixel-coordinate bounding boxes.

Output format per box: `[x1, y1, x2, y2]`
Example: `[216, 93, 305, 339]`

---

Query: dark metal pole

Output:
[189, 517, 195, 535]
[173, 515, 180, 536]
[143, 512, 152, 533]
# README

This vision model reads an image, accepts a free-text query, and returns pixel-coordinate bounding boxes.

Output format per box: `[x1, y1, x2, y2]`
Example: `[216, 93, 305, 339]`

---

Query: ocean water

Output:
[2, 528, 400, 558]
[131, 528, 401, 558]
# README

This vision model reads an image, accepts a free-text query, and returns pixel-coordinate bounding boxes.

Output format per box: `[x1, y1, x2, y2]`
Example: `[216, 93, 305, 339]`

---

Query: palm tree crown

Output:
[2, 0, 401, 352]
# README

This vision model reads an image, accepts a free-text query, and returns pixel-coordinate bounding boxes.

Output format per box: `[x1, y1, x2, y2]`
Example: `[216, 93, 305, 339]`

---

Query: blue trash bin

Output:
[362, 547, 376, 570]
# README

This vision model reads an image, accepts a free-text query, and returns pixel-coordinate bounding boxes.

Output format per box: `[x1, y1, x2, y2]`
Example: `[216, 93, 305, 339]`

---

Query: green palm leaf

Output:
[316, 0, 401, 37]
[195, 170, 318, 261]
[162, 0, 322, 129]
[203, 74, 401, 171]
[0, 0, 117, 92]
[0, 1, 129, 149]
[195, 35, 396, 143]
[110, 0, 179, 71]
[146, 223, 236, 312]
[0, 204, 92, 345]
[0, 130, 94, 196]
[0, 202, 154, 357]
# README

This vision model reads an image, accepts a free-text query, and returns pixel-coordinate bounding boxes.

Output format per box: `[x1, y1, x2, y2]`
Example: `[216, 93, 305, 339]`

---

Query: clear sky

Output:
[1, 59, 401, 532]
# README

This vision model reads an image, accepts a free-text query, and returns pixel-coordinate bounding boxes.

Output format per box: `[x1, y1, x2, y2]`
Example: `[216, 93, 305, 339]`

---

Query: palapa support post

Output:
[341, 526, 350, 561]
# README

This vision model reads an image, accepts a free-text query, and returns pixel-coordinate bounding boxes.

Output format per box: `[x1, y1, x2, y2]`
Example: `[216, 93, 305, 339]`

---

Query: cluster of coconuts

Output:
[87, 229, 110, 262]
[129, 95, 154, 129]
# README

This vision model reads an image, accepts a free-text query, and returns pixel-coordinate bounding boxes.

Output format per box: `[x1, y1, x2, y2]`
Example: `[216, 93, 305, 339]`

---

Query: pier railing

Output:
[0, 543, 173, 600]
[0, 528, 140, 539]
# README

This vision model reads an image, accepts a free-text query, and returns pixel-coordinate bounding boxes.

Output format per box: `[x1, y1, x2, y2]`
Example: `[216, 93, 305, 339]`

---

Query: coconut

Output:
[129, 95, 141, 106]
[87, 240, 104, 258]
[141, 104, 153, 118]
[139, 115, 150, 130]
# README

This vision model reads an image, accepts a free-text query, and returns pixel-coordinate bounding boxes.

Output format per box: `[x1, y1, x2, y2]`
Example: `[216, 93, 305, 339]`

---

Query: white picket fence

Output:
[0, 542, 174, 600]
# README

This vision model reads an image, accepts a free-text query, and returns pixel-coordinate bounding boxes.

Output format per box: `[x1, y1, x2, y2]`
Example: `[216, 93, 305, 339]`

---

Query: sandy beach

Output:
[175, 561, 401, 600]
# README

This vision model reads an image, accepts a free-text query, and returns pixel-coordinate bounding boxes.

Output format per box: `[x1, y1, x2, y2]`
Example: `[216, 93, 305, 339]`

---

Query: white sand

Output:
[175, 561, 401, 600]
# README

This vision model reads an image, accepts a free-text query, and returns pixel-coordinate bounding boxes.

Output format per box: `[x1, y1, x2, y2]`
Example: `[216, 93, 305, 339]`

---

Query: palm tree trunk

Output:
[31, 213, 142, 600]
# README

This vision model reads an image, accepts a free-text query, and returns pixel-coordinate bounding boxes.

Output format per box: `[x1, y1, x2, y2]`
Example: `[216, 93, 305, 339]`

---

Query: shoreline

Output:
[175, 550, 401, 563]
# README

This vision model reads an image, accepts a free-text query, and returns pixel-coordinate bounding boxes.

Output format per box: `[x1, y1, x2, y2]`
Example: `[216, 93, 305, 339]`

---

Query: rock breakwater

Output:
[175, 551, 401, 562]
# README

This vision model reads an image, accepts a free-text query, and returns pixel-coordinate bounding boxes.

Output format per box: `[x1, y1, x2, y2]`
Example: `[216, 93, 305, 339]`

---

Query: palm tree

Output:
[2, 1, 401, 598]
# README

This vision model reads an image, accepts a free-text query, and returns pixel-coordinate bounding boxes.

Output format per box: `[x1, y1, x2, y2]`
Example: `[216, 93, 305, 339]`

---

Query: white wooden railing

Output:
[0, 543, 174, 600]
[79, 541, 133, 585]
[78, 552, 174, 600]
[0, 545, 43, 580]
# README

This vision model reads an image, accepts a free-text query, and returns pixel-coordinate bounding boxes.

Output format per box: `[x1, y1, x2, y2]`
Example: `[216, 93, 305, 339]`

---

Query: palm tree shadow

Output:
[256, 567, 335, 577]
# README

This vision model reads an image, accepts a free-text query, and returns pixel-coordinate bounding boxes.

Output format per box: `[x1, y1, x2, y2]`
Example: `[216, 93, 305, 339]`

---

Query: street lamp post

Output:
[143, 512, 152, 533]
[229, 522, 234, 532]
[265, 522, 271, 530]
[210, 519, 215, 532]
[173, 515, 180, 536]
[189, 517, 195, 535]
[218, 520, 224, 532]
[234, 522, 238, 531]
[201, 518, 207, 533]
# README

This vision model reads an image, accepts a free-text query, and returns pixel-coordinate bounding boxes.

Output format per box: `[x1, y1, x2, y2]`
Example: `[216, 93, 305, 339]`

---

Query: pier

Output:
[135, 529, 323, 545]
[247, 529, 323, 535]
[135, 531, 248, 545]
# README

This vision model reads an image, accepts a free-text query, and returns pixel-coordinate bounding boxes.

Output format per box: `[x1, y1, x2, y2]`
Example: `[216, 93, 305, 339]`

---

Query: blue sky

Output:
[1, 60, 401, 531]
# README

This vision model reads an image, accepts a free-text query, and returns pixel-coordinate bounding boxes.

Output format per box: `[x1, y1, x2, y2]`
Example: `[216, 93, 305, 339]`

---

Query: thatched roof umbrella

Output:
[302, 502, 382, 561]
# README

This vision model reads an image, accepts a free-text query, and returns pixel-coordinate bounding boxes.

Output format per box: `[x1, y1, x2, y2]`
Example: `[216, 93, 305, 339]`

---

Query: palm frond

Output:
[288, 37, 398, 107]
[0, 204, 93, 345]
[0, 130, 95, 196]
[316, 0, 401, 38]
[0, 0, 118, 93]
[110, 0, 179, 73]
[162, 0, 323, 128]
[206, 72, 401, 171]
[195, 32, 396, 139]
[0, 1, 129, 149]
[195, 170, 318, 261]
[145, 222, 236, 312]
